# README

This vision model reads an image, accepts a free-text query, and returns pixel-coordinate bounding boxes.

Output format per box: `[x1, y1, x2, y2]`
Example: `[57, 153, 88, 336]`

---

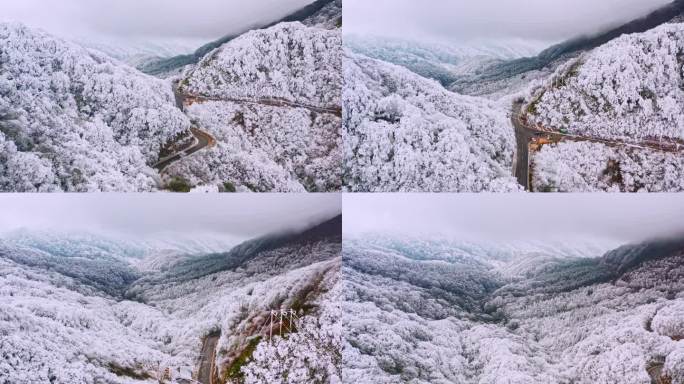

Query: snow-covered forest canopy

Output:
[0, 0, 342, 192]
[343, 234, 684, 384]
[0, 214, 342, 384]
[526, 23, 684, 142]
[343, 52, 519, 192]
[0, 23, 190, 192]
[343, 2, 684, 192]
[166, 22, 342, 192]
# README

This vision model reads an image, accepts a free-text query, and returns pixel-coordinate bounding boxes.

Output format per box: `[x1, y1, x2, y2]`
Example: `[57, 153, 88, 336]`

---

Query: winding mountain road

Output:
[184, 93, 342, 117]
[154, 127, 216, 172]
[511, 100, 684, 191]
[154, 87, 340, 174]
[153, 88, 217, 173]
[197, 333, 221, 384]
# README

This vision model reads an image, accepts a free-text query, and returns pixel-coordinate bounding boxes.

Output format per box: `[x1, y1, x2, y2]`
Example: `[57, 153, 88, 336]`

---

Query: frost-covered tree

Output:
[343, 52, 519, 192]
[0, 23, 191, 192]
[167, 22, 342, 192]
[527, 23, 684, 143]
[242, 284, 342, 384]
[532, 141, 684, 192]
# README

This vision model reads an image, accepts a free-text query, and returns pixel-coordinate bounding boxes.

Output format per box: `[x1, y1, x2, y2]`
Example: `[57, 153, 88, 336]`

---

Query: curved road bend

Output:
[156, 87, 340, 173]
[154, 127, 216, 172]
[153, 86, 217, 173]
[511, 100, 684, 191]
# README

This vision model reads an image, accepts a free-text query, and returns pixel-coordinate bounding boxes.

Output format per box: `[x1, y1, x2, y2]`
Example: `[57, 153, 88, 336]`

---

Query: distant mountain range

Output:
[134, 214, 342, 285]
[449, 0, 684, 94]
[138, 0, 341, 76]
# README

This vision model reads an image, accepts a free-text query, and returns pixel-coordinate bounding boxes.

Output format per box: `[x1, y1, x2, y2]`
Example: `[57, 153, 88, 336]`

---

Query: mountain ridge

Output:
[450, 0, 684, 95]
[138, 0, 340, 76]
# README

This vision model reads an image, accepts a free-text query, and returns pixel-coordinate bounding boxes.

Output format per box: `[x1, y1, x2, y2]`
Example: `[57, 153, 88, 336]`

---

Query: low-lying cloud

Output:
[344, 194, 684, 244]
[0, 194, 340, 241]
[345, 0, 673, 43]
[0, 0, 313, 42]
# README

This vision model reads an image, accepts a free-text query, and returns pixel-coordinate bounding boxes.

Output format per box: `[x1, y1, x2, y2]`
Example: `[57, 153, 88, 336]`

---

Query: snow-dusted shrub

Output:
[664, 345, 684, 383]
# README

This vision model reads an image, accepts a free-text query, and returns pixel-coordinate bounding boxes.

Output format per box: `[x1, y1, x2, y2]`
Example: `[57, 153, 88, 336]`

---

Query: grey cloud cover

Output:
[0, 194, 340, 240]
[345, 0, 673, 43]
[0, 0, 313, 41]
[344, 194, 684, 244]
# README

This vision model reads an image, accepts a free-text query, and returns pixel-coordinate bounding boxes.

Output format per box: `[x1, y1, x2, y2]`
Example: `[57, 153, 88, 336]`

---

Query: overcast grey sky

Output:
[0, 0, 313, 43]
[344, 194, 684, 244]
[0, 194, 340, 241]
[345, 0, 672, 44]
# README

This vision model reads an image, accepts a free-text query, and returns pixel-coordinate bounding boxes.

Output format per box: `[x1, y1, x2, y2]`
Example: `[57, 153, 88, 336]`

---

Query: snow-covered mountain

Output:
[0, 23, 190, 192]
[449, 0, 684, 97]
[343, 52, 519, 192]
[523, 21, 684, 193]
[139, 0, 341, 77]
[165, 22, 342, 192]
[343, 234, 684, 383]
[179, 23, 340, 108]
[0, 216, 342, 384]
[342, 2, 684, 193]
[526, 23, 684, 142]
[345, 35, 546, 90]
[0, 12, 342, 193]
[301, 0, 342, 30]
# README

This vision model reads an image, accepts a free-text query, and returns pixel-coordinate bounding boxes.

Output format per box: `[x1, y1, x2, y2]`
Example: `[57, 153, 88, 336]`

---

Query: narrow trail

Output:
[511, 101, 684, 191]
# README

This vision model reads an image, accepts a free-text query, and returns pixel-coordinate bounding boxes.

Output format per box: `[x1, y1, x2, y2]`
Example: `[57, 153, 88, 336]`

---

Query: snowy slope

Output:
[167, 22, 342, 192]
[526, 23, 684, 142]
[0, 23, 191, 192]
[343, 235, 684, 384]
[138, 0, 341, 77]
[0, 216, 342, 384]
[531, 141, 684, 192]
[343, 52, 519, 192]
[179, 22, 341, 109]
[345, 35, 545, 90]
[301, 0, 342, 29]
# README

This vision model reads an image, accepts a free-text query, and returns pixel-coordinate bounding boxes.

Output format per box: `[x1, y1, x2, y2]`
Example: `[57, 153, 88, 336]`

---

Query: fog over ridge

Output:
[0, 0, 314, 44]
[0, 194, 341, 241]
[345, 0, 673, 44]
[344, 194, 684, 244]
